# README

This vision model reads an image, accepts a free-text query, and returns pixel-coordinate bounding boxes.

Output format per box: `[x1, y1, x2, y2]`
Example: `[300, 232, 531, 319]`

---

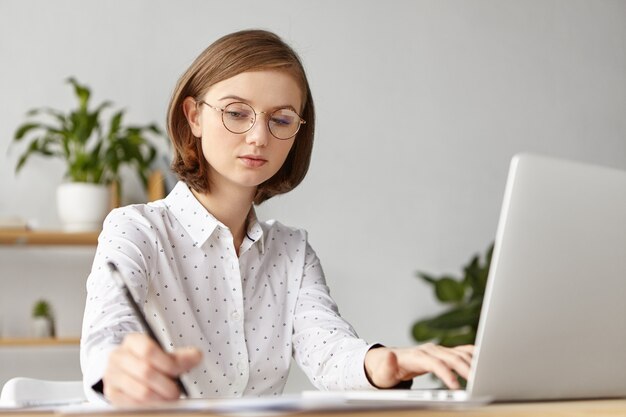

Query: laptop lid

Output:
[468, 153, 626, 401]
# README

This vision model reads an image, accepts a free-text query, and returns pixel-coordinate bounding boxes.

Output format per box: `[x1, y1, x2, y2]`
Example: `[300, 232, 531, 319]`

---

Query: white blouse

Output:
[80, 181, 377, 401]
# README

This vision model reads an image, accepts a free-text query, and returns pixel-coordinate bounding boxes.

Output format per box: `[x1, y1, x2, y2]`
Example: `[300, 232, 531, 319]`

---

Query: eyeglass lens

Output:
[221, 102, 301, 140]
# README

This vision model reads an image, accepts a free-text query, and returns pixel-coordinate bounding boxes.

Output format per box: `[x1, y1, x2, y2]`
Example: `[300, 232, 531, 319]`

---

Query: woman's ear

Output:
[182, 97, 203, 137]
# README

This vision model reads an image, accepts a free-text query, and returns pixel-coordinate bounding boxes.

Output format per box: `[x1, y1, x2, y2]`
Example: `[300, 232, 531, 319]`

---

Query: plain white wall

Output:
[1, 0, 625, 391]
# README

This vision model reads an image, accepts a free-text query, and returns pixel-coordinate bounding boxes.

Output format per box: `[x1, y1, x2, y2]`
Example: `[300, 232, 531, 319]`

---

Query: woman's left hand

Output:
[364, 343, 474, 389]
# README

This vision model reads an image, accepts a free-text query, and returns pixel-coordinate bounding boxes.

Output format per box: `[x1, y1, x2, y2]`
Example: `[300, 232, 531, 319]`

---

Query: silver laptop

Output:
[469, 153, 626, 401]
[307, 153, 626, 406]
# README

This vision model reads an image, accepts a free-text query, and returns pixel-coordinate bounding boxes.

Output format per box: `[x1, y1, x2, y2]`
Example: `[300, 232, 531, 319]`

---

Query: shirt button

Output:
[232, 311, 241, 321]
[237, 361, 246, 372]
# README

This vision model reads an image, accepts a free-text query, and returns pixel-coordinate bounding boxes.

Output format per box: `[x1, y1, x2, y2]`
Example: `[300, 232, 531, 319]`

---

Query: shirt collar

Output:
[245, 208, 265, 255]
[164, 181, 219, 248]
[164, 181, 265, 253]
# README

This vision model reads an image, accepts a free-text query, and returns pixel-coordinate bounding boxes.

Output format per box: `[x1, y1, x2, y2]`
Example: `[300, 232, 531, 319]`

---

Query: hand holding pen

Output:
[103, 262, 202, 406]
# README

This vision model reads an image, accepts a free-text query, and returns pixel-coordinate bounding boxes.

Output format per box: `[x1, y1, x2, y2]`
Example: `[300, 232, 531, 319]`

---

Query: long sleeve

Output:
[80, 208, 155, 402]
[291, 241, 377, 391]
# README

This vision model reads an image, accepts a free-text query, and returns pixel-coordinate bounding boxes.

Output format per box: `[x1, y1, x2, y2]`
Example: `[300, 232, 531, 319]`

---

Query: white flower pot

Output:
[32, 317, 52, 338]
[57, 182, 111, 232]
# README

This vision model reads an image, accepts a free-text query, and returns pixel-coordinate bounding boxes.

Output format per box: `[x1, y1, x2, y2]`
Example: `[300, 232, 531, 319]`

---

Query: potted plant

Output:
[11, 77, 165, 232]
[411, 243, 494, 347]
[32, 299, 55, 338]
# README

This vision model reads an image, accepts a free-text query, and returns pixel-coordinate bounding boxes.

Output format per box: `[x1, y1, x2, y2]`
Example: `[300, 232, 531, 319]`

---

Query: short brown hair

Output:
[167, 29, 315, 205]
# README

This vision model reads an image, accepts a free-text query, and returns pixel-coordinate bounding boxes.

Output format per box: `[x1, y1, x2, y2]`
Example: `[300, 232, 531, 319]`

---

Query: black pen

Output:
[107, 261, 189, 397]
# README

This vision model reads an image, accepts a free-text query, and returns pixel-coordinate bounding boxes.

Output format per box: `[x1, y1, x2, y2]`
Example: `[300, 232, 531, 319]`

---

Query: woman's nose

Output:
[245, 114, 271, 147]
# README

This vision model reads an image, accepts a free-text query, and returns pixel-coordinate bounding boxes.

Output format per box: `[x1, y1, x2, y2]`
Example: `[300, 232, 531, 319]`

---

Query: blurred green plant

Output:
[412, 243, 494, 347]
[11, 77, 165, 196]
[32, 299, 52, 318]
[32, 299, 56, 337]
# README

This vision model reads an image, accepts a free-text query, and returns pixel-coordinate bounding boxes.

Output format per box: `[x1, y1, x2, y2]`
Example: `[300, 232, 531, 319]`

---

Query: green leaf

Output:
[26, 107, 67, 127]
[411, 321, 441, 342]
[94, 101, 112, 113]
[15, 153, 30, 173]
[15, 139, 43, 173]
[463, 244, 494, 300]
[90, 141, 103, 161]
[464, 256, 485, 297]
[434, 277, 465, 302]
[147, 123, 162, 135]
[416, 272, 438, 285]
[109, 111, 124, 137]
[14, 123, 41, 140]
[485, 243, 494, 265]
[146, 146, 157, 164]
[38, 135, 62, 156]
[418, 301, 482, 330]
[480, 243, 495, 287]
[66, 77, 90, 110]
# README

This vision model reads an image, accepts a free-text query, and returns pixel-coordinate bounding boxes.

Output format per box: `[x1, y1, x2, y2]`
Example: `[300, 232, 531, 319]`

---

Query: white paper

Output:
[57, 391, 491, 415]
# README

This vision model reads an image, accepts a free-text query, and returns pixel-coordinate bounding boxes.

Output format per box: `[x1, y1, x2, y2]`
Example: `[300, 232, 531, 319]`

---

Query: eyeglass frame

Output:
[196, 100, 307, 140]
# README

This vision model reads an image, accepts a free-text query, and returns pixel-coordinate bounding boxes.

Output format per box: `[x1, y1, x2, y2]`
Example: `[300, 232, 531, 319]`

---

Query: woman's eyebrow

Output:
[218, 95, 298, 112]
[218, 94, 247, 102]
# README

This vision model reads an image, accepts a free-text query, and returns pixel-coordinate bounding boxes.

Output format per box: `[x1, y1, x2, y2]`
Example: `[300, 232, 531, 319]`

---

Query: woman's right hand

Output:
[102, 333, 202, 406]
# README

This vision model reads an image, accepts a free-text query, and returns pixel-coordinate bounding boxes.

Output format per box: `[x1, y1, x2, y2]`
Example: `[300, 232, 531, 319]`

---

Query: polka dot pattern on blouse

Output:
[80, 181, 376, 401]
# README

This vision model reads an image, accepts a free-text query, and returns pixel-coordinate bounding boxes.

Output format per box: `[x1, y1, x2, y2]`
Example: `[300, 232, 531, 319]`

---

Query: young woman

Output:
[80, 29, 473, 406]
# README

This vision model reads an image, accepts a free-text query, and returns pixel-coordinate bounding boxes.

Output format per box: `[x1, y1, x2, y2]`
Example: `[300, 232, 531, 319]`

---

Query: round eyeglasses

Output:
[197, 100, 306, 140]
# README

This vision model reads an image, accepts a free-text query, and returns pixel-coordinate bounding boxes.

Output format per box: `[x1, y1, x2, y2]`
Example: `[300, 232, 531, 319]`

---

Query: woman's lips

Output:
[239, 155, 267, 168]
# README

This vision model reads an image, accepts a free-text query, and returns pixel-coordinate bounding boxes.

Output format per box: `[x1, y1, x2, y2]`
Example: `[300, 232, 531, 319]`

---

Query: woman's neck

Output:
[191, 182, 256, 254]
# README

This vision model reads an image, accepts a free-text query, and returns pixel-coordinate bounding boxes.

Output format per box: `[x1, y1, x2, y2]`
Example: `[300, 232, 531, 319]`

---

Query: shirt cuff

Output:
[82, 346, 114, 404]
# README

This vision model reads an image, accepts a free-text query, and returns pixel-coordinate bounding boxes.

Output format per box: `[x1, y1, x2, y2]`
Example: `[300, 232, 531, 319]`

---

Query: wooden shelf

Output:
[0, 172, 166, 247]
[0, 337, 80, 346]
[0, 229, 99, 246]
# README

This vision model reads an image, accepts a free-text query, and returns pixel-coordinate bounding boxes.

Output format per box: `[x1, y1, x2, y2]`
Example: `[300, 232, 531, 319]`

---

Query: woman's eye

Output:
[271, 117, 292, 126]
[226, 111, 250, 119]
[271, 111, 296, 126]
